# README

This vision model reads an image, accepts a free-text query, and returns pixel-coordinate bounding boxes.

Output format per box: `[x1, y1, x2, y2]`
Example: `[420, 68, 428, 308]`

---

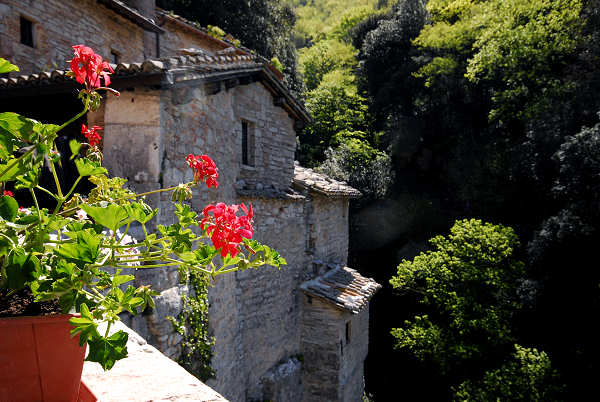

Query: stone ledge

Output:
[82, 321, 227, 401]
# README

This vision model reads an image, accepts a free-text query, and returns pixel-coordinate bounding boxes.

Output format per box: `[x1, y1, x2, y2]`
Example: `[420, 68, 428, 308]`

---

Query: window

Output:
[345, 321, 351, 344]
[111, 50, 120, 65]
[20, 17, 34, 47]
[241, 120, 255, 166]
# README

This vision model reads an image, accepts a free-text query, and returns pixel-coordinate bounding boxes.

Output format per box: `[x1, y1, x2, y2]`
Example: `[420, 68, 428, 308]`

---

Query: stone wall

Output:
[300, 296, 344, 401]
[310, 196, 349, 265]
[156, 79, 309, 401]
[98, 77, 360, 402]
[300, 294, 369, 402]
[159, 17, 227, 56]
[339, 307, 370, 402]
[0, 0, 146, 74]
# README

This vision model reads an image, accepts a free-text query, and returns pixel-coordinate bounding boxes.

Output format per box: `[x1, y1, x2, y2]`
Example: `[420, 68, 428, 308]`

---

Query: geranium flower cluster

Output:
[185, 154, 219, 188]
[81, 124, 102, 147]
[201, 203, 254, 257]
[69, 45, 113, 90]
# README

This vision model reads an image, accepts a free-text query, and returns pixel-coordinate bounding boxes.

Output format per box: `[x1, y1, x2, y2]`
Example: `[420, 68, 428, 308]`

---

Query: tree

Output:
[317, 138, 393, 201]
[390, 219, 525, 392]
[524, 117, 600, 399]
[414, 0, 583, 123]
[454, 345, 564, 402]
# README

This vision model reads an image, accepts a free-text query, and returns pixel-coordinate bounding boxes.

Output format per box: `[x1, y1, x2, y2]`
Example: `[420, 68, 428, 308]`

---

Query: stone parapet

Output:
[82, 321, 227, 401]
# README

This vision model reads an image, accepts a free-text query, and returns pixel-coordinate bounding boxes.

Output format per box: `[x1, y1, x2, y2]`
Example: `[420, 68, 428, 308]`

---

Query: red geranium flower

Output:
[186, 154, 219, 188]
[69, 45, 113, 90]
[81, 124, 102, 147]
[201, 203, 254, 257]
[3, 190, 13, 197]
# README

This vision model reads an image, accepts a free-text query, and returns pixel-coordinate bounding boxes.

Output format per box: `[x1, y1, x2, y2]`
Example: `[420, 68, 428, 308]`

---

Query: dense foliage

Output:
[391, 220, 525, 385]
[295, 0, 394, 200]
[454, 345, 564, 402]
[347, 0, 600, 399]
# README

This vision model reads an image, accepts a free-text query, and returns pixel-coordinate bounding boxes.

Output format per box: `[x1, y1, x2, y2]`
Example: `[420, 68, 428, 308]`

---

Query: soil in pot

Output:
[0, 288, 61, 317]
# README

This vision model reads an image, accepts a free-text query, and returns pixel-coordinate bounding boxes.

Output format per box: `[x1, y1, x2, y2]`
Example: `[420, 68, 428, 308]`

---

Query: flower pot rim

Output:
[0, 313, 80, 326]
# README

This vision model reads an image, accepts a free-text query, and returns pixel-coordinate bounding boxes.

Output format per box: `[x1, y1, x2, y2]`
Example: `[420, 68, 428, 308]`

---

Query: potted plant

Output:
[0, 46, 285, 400]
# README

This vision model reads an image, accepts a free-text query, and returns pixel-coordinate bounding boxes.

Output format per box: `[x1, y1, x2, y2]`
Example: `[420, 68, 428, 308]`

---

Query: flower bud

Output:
[172, 183, 193, 202]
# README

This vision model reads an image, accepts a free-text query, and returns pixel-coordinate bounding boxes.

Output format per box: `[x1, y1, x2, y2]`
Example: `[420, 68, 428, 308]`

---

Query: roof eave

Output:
[97, 0, 164, 33]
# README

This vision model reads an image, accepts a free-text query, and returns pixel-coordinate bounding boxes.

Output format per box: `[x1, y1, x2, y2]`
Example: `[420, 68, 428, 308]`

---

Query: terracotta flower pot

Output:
[0, 314, 86, 402]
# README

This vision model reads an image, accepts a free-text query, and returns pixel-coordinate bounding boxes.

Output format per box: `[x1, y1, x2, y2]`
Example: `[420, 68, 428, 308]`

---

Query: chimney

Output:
[132, 0, 155, 20]
[132, 0, 157, 59]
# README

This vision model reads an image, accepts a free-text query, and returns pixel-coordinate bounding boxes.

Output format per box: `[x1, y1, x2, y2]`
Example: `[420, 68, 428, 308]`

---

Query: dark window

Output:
[111, 51, 120, 65]
[241, 120, 255, 166]
[242, 121, 249, 165]
[20, 17, 34, 47]
[345, 321, 351, 344]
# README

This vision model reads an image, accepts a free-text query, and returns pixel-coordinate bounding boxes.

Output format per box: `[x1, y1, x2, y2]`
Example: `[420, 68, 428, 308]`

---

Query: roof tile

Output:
[300, 265, 381, 314]
[293, 163, 361, 198]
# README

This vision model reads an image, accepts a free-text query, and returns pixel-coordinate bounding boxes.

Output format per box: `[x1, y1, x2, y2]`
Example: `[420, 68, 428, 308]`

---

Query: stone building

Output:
[0, 1, 381, 400]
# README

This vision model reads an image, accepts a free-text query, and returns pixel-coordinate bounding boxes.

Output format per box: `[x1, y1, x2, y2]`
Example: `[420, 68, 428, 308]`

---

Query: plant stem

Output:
[58, 182, 196, 218]
[29, 188, 43, 230]
[35, 185, 59, 200]
[114, 262, 181, 269]
[63, 175, 83, 201]
[49, 161, 64, 200]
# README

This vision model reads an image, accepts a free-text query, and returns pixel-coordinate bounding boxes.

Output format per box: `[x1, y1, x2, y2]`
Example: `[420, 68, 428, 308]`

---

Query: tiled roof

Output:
[0, 55, 310, 123]
[0, 54, 259, 88]
[300, 265, 381, 314]
[293, 163, 361, 198]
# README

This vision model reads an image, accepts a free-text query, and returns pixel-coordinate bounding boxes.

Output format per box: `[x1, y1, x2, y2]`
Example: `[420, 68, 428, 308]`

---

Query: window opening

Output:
[111, 51, 120, 65]
[345, 321, 351, 344]
[20, 17, 34, 47]
[242, 121, 248, 165]
[241, 120, 255, 166]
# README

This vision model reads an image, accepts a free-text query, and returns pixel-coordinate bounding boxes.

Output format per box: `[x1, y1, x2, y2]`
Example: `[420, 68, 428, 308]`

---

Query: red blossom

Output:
[81, 124, 102, 147]
[69, 45, 113, 90]
[186, 154, 219, 188]
[3, 190, 13, 197]
[201, 203, 254, 257]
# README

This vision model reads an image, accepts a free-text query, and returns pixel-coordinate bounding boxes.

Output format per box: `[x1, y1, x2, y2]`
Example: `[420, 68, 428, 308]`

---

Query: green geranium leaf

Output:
[125, 201, 158, 224]
[55, 229, 101, 265]
[69, 139, 82, 160]
[66, 221, 103, 234]
[0, 156, 29, 181]
[112, 270, 135, 288]
[15, 168, 40, 190]
[86, 330, 129, 370]
[32, 123, 59, 143]
[0, 112, 35, 146]
[175, 203, 198, 227]
[0, 195, 19, 221]
[82, 204, 129, 231]
[69, 304, 100, 346]
[4, 249, 40, 290]
[75, 158, 108, 177]
[0, 58, 19, 74]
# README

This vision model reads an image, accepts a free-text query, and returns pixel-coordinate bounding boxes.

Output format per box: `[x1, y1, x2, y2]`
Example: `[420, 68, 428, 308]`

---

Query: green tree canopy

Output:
[391, 219, 525, 382]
